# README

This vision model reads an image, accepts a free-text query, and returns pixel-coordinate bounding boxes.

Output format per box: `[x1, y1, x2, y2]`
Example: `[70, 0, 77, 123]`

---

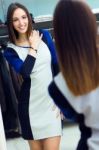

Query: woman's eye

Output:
[13, 18, 18, 22]
[22, 16, 27, 19]
[12, 15, 27, 22]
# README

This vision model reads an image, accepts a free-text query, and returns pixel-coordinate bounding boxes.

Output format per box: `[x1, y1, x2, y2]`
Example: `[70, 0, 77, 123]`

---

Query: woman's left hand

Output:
[52, 104, 64, 120]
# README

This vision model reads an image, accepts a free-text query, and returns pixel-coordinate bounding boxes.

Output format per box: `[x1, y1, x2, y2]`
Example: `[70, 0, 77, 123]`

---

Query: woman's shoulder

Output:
[5, 42, 22, 57]
[7, 42, 16, 49]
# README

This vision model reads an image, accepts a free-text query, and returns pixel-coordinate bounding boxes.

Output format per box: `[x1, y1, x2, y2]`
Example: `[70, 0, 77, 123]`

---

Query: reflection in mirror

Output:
[0, 1, 99, 150]
[2, 2, 62, 150]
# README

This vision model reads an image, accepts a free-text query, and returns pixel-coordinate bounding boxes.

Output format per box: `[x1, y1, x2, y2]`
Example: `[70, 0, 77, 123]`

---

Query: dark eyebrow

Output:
[12, 17, 18, 21]
[22, 14, 27, 17]
[12, 14, 27, 20]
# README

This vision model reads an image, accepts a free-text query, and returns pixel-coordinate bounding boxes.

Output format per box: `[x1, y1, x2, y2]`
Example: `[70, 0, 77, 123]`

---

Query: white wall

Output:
[0, 0, 58, 22]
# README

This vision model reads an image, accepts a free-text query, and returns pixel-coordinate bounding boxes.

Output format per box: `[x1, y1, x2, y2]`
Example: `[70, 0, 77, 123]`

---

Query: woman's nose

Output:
[19, 19, 24, 25]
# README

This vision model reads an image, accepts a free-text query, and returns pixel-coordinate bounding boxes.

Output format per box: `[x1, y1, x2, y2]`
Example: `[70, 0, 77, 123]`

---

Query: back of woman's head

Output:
[53, 0, 99, 95]
[7, 2, 33, 43]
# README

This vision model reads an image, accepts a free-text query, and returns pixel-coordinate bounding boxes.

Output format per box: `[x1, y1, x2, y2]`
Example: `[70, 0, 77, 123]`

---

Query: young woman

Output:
[49, 0, 99, 150]
[4, 2, 62, 150]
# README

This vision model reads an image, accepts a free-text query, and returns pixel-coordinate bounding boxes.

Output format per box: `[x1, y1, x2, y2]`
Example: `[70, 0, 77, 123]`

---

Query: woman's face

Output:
[12, 8, 29, 35]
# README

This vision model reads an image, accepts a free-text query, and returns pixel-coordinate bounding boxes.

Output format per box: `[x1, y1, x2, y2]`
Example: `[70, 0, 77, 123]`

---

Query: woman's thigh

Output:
[28, 140, 43, 150]
[42, 136, 61, 150]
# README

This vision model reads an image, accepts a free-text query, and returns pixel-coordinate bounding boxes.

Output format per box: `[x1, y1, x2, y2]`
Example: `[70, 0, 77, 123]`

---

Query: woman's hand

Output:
[29, 30, 43, 50]
[52, 104, 64, 120]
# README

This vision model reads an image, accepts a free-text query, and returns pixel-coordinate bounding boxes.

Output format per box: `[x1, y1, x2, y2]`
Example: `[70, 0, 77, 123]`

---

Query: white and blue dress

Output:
[49, 72, 99, 150]
[4, 30, 62, 140]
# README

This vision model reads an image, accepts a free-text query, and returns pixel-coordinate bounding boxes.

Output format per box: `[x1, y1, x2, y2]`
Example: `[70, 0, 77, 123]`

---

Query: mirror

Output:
[0, 0, 99, 150]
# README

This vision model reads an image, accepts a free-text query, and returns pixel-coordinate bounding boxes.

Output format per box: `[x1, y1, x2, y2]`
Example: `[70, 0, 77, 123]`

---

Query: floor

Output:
[6, 122, 80, 150]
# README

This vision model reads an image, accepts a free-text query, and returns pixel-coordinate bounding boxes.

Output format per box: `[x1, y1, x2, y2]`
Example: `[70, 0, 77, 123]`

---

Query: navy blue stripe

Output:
[48, 81, 77, 121]
[18, 78, 34, 140]
[20, 55, 35, 78]
[4, 48, 36, 78]
[48, 81, 91, 150]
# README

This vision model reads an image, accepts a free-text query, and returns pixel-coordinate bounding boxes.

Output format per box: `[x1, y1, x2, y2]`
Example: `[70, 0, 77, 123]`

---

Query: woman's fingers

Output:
[29, 30, 43, 49]
[60, 112, 64, 120]
[52, 104, 56, 111]
[52, 104, 61, 118]
[40, 33, 43, 39]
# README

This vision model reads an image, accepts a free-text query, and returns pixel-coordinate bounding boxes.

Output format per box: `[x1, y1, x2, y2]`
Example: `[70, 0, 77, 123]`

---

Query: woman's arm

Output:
[4, 30, 42, 78]
[48, 73, 76, 121]
[4, 48, 36, 78]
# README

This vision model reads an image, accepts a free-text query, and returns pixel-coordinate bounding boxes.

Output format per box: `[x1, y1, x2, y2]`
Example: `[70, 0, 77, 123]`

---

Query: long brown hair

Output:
[6, 2, 33, 44]
[53, 0, 99, 95]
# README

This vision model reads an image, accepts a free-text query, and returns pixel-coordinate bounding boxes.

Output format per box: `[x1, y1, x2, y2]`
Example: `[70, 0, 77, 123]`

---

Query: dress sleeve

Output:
[48, 73, 76, 121]
[4, 47, 36, 78]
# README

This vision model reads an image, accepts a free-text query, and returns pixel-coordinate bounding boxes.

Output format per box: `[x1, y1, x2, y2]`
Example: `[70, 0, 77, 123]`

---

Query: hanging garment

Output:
[0, 51, 21, 138]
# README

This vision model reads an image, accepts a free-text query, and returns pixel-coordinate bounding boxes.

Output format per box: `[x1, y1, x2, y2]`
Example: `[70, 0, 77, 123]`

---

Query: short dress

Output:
[4, 40, 62, 140]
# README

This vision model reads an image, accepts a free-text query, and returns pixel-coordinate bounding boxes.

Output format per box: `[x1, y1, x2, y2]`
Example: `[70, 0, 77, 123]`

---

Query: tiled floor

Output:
[6, 122, 80, 150]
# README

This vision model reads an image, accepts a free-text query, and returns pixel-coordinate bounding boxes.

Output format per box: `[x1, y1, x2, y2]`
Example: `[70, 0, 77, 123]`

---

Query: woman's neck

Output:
[18, 33, 28, 43]
[15, 33, 30, 46]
